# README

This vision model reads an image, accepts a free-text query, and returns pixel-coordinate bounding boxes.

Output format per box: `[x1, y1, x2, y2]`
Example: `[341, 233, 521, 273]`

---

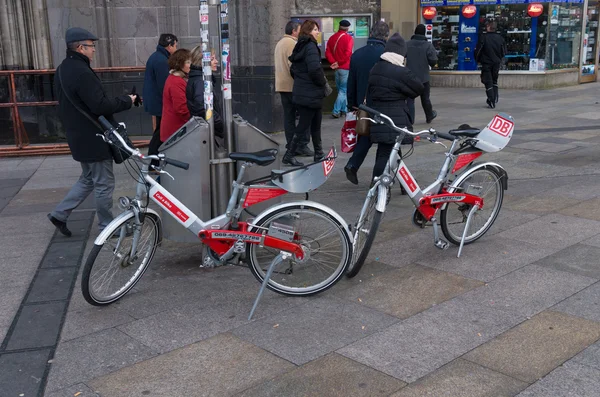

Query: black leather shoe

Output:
[486, 99, 495, 109]
[426, 110, 437, 124]
[295, 146, 314, 157]
[344, 166, 358, 185]
[48, 214, 72, 237]
[314, 153, 325, 163]
[282, 155, 304, 167]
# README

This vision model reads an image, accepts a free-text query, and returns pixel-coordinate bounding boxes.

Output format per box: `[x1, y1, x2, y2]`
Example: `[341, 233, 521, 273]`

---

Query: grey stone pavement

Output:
[2, 83, 600, 396]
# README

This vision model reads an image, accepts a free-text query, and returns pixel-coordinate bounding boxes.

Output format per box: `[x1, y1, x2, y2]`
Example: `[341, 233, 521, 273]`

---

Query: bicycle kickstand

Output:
[248, 252, 291, 321]
[457, 205, 480, 258]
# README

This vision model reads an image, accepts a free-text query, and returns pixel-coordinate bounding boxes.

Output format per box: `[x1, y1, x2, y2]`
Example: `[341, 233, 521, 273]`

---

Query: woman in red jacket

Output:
[160, 48, 192, 142]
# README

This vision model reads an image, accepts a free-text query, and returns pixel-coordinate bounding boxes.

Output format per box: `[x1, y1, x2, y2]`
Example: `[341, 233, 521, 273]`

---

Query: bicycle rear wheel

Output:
[246, 203, 351, 296]
[82, 212, 161, 306]
[441, 167, 503, 246]
[346, 191, 384, 278]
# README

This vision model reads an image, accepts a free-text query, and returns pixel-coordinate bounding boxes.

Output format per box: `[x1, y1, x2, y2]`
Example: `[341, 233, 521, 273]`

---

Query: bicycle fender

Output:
[94, 208, 162, 245]
[249, 201, 352, 241]
[376, 184, 388, 213]
[443, 162, 508, 210]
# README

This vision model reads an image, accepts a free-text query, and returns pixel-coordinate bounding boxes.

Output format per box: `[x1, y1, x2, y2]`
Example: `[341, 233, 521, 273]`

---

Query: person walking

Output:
[284, 20, 329, 167]
[368, 33, 424, 182]
[274, 21, 313, 157]
[343, 21, 389, 185]
[143, 34, 178, 158]
[160, 49, 192, 143]
[48, 27, 135, 236]
[475, 21, 506, 109]
[325, 19, 354, 118]
[406, 24, 438, 124]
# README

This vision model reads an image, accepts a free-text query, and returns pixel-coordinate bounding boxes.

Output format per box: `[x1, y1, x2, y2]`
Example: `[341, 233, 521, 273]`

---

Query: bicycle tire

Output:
[347, 193, 384, 278]
[440, 167, 504, 246]
[246, 203, 351, 296]
[82, 212, 161, 306]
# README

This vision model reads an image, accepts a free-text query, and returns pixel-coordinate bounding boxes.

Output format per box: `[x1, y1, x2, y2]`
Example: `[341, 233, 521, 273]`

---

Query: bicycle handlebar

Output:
[98, 115, 190, 170]
[358, 104, 456, 142]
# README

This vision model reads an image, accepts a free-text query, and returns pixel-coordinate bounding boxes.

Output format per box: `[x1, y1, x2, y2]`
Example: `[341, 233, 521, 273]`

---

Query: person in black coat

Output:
[344, 21, 389, 185]
[475, 21, 506, 109]
[368, 33, 424, 180]
[283, 20, 329, 166]
[187, 46, 224, 139]
[49, 28, 134, 236]
[406, 24, 438, 123]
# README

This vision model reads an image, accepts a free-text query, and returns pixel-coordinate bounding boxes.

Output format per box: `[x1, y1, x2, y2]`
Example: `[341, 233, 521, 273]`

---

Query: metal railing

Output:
[0, 67, 150, 157]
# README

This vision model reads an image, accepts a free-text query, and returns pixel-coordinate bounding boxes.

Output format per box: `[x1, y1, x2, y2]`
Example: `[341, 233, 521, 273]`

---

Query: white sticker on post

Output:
[200, 4, 209, 14]
[223, 83, 232, 99]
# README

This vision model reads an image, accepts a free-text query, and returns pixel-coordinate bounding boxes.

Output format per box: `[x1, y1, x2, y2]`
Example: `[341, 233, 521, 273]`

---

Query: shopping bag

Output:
[341, 113, 358, 153]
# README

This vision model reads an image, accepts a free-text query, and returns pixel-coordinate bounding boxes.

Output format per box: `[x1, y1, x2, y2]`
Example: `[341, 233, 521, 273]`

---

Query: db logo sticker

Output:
[322, 148, 335, 177]
[489, 115, 514, 137]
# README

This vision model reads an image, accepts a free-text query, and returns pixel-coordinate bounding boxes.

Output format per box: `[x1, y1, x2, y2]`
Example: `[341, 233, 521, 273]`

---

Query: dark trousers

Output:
[148, 116, 162, 168]
[408, 82, 434, 122]
[292, 106, 322, 155]
[373, 143, 403, 181]
[345, 134, 373, 170]
[280, 92, 308, 149]
[481, 64, 500, 103]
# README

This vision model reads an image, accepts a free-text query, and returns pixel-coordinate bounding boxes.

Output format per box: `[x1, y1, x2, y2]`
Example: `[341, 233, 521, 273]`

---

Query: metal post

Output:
[219, 0, 236, 190]
[200, 0, 219, 217]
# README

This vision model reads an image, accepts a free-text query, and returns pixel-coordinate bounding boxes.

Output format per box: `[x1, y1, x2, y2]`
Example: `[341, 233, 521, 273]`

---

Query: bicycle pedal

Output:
[434, 239, 450, 250]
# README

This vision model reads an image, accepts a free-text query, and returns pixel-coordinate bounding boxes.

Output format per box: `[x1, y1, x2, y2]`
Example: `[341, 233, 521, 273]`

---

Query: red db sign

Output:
[422, 7, 437, 20]
[462, 5, 477, 19]
[528, 3, 544, 18]
[489, 115, 514, 137]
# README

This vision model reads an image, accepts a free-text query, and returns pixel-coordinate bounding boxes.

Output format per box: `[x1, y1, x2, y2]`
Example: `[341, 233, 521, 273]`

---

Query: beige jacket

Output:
[274, 35, 297, 92]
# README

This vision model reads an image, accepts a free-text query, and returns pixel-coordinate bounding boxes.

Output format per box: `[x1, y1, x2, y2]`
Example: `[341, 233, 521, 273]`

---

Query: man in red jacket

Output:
[326, 20, 354, 118]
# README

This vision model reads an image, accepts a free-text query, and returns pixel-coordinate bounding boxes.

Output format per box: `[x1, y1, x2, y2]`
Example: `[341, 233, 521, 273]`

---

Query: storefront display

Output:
[420, 1, 585, 73]
[581, 1, 599, 82]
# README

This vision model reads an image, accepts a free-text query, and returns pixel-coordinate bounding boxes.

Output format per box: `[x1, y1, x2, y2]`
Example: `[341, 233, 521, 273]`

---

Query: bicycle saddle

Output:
[229, 149, 278, 166]
[449, 124, 481, 137]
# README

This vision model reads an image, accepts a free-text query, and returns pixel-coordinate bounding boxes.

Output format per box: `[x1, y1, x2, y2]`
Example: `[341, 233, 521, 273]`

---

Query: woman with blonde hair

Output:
[187, 46, 223, 138]
[160, 48, 191, 142]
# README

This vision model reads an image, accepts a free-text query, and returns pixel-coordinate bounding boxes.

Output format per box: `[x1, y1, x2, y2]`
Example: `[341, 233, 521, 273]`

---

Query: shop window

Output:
[430, 7, 460, 70]
[547, 3, 584, 70]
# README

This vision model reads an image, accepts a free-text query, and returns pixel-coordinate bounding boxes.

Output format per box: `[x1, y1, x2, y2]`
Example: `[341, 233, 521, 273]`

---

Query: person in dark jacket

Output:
[343, 21, 389, 185]
[187, 46, 224, 139]
[407, 24, 438, 123]
[48, 28, 134, 236]
[284, 20, 329, 166]
[143, 33, 178, 159]
[368, 33, 424, 181]
[475, 21, 506, 109]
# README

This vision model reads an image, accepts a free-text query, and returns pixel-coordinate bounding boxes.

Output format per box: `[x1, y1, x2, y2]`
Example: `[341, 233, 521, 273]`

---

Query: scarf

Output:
[380, 52, 406, 67]
[170, 69, 188, 80]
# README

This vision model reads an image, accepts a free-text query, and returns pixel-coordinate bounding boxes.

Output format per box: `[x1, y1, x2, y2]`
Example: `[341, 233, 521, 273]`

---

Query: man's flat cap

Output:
[65, 27, 98, 44]
[340, 20, 351, 27]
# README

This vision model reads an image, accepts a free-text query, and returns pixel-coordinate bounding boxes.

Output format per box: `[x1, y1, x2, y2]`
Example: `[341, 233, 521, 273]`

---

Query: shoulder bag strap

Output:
[57, 66, 104, 132]
[333, 32, 346, 54]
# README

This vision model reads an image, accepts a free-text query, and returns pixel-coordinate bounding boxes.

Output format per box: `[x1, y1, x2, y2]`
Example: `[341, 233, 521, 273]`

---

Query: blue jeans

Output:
[333, 69, 349, 116]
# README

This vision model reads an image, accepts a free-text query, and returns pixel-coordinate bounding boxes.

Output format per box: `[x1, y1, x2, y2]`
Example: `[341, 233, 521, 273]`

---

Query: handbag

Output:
[57, 66, 133, 164]
[355, 85, 371, 136]
[340, 112, 357, 153]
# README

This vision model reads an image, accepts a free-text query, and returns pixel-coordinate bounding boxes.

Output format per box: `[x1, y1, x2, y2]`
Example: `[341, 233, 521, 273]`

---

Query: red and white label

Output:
[488, 115, 514, 137]
[397, 163, 418, 196]
[243, 188, 287, 208]
[452, 152, 483, 174]
[322, 148, 335, 177]
[153, 191, 190, 223]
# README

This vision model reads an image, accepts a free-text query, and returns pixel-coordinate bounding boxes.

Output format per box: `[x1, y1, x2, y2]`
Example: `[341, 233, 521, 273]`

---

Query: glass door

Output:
[581, 1, 600, 83]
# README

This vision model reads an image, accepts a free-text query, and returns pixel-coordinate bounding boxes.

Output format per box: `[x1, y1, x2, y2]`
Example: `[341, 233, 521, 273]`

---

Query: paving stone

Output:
[464, 311, 600, 383]
[552, 282, 600, 323]
[6, 302, 66, 351]
[50, 218, 95, 243]
[503, 193, 582, 214]
[45, 328, 157, 392]
[517, 362, 600, 397]
[238, 353, 406, 397]
[41, 240, 87, 268]
[496, 214, 600, 249]
[512, 141, 579, 153]
[26, 267, 78, 303]
[572, 339, 600, 371]
[338, 299, 524, 383]
[334, 260, 398, 291]
[0, 349, 52, 397]
[559, 198, 600, 222]
[0, 287, 29, 344]
[0, 177, 28, 189]
[87, 333, 295, 397]
[486, 208, 540, 236]
[333, 265, 482, 319]
[233, 296, 399, 365]
[60, 306, 136, 342]
[0, 184, 22, 199]
[533, 244, 600, 280]
[390, 358, 528, 397]
[416, 236, 558, 283]
[45, 382, 100, 397]
[459, 265, 596, 317]
[0, 253, 44, 288]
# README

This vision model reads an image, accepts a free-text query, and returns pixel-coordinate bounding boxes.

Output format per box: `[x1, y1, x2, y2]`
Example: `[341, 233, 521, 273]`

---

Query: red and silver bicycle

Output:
[82, 117, 352, 317]
[347, 104, 513, 278]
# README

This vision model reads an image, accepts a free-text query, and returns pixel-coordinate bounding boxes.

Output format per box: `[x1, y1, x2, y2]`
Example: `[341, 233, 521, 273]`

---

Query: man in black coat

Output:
[343, 21, 389, 185]
[48, 27, 134, 236]
[406, 24, 438, 123]
[475, 21, 506, 109]
[143, 33, 177, 159]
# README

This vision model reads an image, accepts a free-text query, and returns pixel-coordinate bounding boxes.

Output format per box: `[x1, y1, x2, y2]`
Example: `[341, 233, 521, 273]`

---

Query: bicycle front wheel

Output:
[82, 212, 161, 306]
[247, 203, 352, 296]
[347, 191, 384, 278]
[441, 167, 504, 246]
